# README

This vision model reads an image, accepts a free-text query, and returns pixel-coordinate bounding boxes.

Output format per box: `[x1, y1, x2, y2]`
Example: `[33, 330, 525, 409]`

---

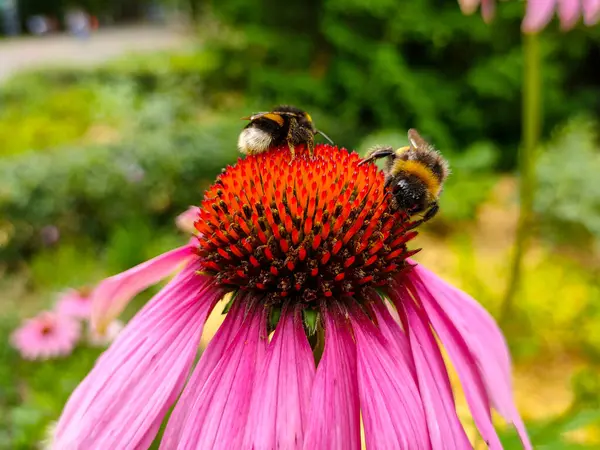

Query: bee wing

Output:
[271, 111, 302, 117]
[241, 112, 285, 126]
[240, 112, 268, 120]
[407, 128, 431, 150]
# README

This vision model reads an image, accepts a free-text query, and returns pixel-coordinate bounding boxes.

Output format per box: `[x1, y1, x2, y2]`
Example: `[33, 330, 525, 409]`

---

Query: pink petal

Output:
[399, 282, 501, 449]
[165, 301, 267, 449]
[481, 0, 496, 23]
[400, 292, 472, 449]
[54, 262, 222, 449]
[409, 264, 532, 449]
[522, 0, 558, 33]
[583, 0, 600, 25]
[369, 294, 415, 376]
[176, 206, 201, 234]
[55, 289, 92, 319]
[161, 296, 248, 446]
[303, 307, 360, 450]
[91, 243, 195, 333]
[350, 305, 430, 450]
[558, 0, 582, 30]
[243, 307, 315, 449]
[458, 0, 482, 15]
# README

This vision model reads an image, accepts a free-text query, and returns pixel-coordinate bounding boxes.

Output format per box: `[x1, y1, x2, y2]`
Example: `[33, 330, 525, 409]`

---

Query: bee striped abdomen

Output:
[391, 159, 441, 196]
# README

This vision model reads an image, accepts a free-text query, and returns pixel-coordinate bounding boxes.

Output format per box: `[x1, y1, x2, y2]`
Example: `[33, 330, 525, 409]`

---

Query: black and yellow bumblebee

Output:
[237, 105, 333, 158]
[358, 128, 450, 224]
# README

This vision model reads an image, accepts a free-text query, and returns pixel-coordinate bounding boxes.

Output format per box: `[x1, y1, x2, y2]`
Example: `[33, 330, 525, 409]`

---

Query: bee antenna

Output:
[316, 129, 334, 145]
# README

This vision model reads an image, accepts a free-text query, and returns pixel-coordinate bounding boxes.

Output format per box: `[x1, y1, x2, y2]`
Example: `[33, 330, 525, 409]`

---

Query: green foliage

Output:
[536, 118, 600, 248]
[0, 84, 95, 157]
[0, 317, 21, 448]
[499, 408, 600, 449]
[446, 231, 600, 362]
[0, 327, 104, 449]
[0, 49, 219, 158]
[201, 0, 600, 170]
[0, 111, 239, 268]
[28, 241, 102, 291]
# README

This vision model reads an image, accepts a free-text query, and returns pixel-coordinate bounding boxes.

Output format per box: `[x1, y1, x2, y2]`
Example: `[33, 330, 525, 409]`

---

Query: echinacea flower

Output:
[11, 311, 81, 360]
[176, 206, 201, 234]
[55, 144, 531, 449]
[458, 0, 600, 31]
[55, 287, 93, 319]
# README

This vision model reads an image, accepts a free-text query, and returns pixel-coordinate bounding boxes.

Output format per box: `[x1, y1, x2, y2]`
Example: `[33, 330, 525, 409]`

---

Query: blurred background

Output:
[1, 0, 600, 448]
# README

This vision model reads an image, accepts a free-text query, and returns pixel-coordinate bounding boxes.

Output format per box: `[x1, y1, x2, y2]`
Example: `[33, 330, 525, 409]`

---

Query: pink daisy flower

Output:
[458, 0, 600, 31]
[176, 206, 201, 234]
[55, 287, 93, 319]
[11, 311, 81, 360]
[55, 145, 531, 449]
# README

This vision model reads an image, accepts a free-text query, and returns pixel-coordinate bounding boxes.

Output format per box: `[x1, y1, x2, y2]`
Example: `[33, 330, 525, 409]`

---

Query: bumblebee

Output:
[237, 105, 333, 158]
[358, 128, 449, 224]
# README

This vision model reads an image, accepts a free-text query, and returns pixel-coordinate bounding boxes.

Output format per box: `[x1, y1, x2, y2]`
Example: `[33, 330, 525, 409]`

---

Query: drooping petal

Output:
[167, 301, 267, 449]
[54, 262, 222, 449]
[176, 206, 201, 234]
[522, 0, 557, 33]
[583, 0, 600, 25]
[91, 243, 195, 333]
[397, 279, 501, 449]
[369, 293, 414, 376]
[558, 0, 582, 29]
[161, 297, 247, 447]
[458, 0, 482, 15]
[481, 0, 496, 23]
[409, 264, 532, 449]
[350, 305, 430, 450]
[397, 291, 472, 449]
[243, 307, 316, 449]
[303, 307, 360, 450]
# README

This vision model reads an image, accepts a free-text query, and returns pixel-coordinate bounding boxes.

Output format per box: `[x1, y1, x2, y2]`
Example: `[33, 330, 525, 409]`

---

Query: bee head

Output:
[391, 177, 429, 215]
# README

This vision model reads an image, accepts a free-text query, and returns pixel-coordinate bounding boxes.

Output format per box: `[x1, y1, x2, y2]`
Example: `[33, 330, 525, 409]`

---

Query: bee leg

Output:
[307, 136, 315, 157]
[406, 202, 439, 230]
[287, 141, 296, 161]
[357, 146, 395, 167]
[287, 117, 298, 160]
[422, 202, 439, 222]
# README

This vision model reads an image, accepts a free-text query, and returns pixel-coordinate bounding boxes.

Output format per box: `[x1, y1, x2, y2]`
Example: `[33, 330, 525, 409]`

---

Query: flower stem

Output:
[312, 319, 326, 365]
[501, 32, 541, 323]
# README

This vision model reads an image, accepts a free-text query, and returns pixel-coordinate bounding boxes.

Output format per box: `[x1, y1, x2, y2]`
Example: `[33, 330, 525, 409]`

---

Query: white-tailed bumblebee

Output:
[358, 128, 450, 224]
[237, 105, 333, 158]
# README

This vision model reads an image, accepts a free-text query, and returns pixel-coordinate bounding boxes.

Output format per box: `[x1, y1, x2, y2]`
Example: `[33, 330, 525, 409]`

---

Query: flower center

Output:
[194, 145, 420, 305]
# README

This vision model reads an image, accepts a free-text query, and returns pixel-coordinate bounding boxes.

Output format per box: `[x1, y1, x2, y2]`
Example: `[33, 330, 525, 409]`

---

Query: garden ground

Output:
[0, 24, 190, 82]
